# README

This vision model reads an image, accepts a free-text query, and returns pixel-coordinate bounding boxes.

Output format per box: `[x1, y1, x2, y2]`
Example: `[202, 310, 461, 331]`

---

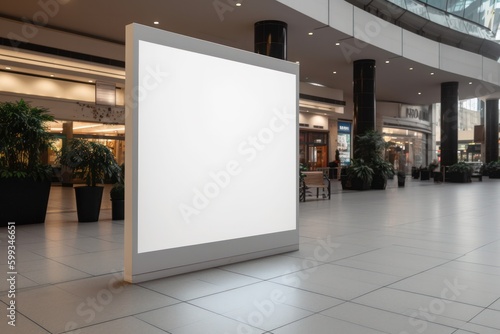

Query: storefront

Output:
[379, 103, 433, 174]
[299, 130, 329, 170]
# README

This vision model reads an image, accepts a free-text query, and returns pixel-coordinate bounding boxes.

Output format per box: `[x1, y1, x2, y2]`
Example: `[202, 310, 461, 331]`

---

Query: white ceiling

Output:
[1, 0, 500, 106]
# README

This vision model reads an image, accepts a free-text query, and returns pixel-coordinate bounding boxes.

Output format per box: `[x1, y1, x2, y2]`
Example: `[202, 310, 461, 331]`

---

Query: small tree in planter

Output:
[486, 160, 500, 178]
[110, 163, 124, 220]
[59, 139, 121, 222]
[0, 99, 55, 226]
[448, 162, 472, 183]
[345, 158, 374, 190]
[353, 130, 392, 189]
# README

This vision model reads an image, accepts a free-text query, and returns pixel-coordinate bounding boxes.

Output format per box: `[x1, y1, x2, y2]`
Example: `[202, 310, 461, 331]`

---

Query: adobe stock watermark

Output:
[7, 0, 71, 48]
[224, 236, 341, 334]
[178, 106, 295, 224]
[400, 278, 468, 334]
[64, 270, 125, 334]
[124, 64, 170, 112]
[339, 2, 404, 63]
[213, 0, 244, 22]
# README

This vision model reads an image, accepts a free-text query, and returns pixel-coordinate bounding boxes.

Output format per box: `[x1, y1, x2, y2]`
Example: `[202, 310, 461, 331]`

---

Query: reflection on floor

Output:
[1, 178, 500, 333]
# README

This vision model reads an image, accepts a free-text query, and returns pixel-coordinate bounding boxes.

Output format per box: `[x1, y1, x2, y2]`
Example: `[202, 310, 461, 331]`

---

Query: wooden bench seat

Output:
[300, 171, 331, 202]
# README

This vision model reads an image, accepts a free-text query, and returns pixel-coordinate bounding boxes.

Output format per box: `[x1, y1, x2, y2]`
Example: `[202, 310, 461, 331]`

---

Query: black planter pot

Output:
[489, 170, 500, 179]
[111, 199, 124, 220]
[349, 176, 371, 190]
[75, 186, 103, 222]
[371, 174, 387, 190]
[397, 174, 406, 187]
[0, 178, 51, 226]
[449, 172, 471, 183]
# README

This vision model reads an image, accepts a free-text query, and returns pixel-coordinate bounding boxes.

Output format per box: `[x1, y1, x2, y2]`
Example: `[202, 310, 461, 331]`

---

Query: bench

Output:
[471, 173, 482, 181]
[300, 171, 331, 202]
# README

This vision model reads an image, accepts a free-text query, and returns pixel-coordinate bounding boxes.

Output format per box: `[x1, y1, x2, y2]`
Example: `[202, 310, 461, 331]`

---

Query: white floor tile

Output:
[272, 313, 387, 333]
[353, 287, 482, 328]
[271, 262, 400, 300]
[469, 309, 500, 329]
[139, 268, 260, 300]
[190, 281, 343, 331]
[70, 316, 167, 334]
[322, 302, 457, 334]
[137, 303, 263, 334]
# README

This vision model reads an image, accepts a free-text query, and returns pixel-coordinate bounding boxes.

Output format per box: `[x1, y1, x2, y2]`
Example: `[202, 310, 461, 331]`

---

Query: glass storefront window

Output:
[383, 128, 427, 174]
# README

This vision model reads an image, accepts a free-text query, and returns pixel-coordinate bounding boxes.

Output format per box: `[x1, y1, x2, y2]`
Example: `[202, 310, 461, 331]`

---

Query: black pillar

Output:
[353, 59, 376, 158]
[254, 21, 287, 60]
[440, 82, 459, 167]
[485, 99, 499, 163]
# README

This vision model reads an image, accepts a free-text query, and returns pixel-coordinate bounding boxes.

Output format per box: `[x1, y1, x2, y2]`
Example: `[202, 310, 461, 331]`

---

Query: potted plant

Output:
[447, 161, 472, 183]
[110, 163, 124, 220]
[345, 158, 373, 190]
[59, 139, 121, 222]
[486, 160, 500, 178]
[371, 159, 395, 190]
[352, 130, 390, 190]
[397, 170, 406, 187]
[0, 99, 55, 226]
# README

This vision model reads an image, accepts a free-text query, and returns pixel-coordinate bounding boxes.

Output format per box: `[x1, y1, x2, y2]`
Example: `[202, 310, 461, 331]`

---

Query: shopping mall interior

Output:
[1, 0, 500, 333]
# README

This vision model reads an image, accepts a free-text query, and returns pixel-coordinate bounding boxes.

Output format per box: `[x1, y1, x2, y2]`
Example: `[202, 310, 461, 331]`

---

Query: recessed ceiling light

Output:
[295, 61, 300, 64]
[5, 67, 11, 70]
[468, 82, 472, 85]
[308, 32, 313, 36]
[153, 21, 159, 25]
[385, 60, 390, 64]
[235, 2, 242, 6]
[430, 72, 435, 75]
[88, 80, 93, 83]
[409, 67, 413, 70]
[50, 74, 54, 77]
[418, 92, 422, 95]
[333, 71, 337, 74]
[308, 82, 326, 87]
[335, 42, 340, 46]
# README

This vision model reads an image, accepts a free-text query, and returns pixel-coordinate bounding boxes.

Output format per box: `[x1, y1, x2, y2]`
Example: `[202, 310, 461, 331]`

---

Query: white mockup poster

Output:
[125, 23, 298, 283]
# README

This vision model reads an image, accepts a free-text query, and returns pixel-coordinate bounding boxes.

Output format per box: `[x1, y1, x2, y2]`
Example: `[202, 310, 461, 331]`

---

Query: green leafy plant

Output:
[485, 160, 500, 174]
[354, 130, 386, 165]
[58, 139, 121, 186]
[372, 159, 395, 178]
[448, 161, 473, 175]
[110, 163, 125, 200]
[347, 158, 374, 185]
[0, 99, 55, 180]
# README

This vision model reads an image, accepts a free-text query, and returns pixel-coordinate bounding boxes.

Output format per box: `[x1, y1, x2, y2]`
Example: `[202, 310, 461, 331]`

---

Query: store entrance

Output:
[300, 130, 329, 170]
[383, 128, 427, 174]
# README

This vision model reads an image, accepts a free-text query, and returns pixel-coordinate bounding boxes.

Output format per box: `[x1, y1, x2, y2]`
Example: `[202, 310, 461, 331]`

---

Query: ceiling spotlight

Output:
[335, 42, 340, 46]
[153, 21, 159, 25]
[430, 72, 435, 75]
[468, 82, 473, 85]
[235, 2, 242, 6]
[409, 67, 414, 70]
[88, 80, 93, 83]
[418, 92, 422, 95]
[308, 32, 313, 36]
[5, 67, 11, 70]
[385, 60, 390, 64]
[50, 74, 54, 77]
[333, 71, 337, 74]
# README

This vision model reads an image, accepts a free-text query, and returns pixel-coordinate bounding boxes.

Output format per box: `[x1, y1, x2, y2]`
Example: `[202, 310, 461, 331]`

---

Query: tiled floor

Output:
[1, 178, 500, 333]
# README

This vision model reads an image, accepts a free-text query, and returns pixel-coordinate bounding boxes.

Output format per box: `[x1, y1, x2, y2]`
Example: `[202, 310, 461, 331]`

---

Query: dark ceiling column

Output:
[353, 59, 376, 158]
[440, 82, 459, 167]
[254, 20, 287, 60]
[485, 99, 499, 163]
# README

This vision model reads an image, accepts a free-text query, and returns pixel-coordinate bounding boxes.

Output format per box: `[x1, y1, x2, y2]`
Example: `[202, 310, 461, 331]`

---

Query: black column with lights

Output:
[485, 99, 499, 163]
[440, 82, 459, 167]
[254, 20, 287, 60]
[353, 59, 376, 158]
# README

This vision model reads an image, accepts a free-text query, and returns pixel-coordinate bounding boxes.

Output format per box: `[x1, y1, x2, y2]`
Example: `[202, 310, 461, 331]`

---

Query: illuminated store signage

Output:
[400, 105, 431, 122]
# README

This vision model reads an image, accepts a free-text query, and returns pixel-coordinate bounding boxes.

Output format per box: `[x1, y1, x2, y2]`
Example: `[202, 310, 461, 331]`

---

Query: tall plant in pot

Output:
[353, 130, 392, 190]
[59, 139, 120, 222]
[0, 99, 55, 226]
[110, 163, 124, 220]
